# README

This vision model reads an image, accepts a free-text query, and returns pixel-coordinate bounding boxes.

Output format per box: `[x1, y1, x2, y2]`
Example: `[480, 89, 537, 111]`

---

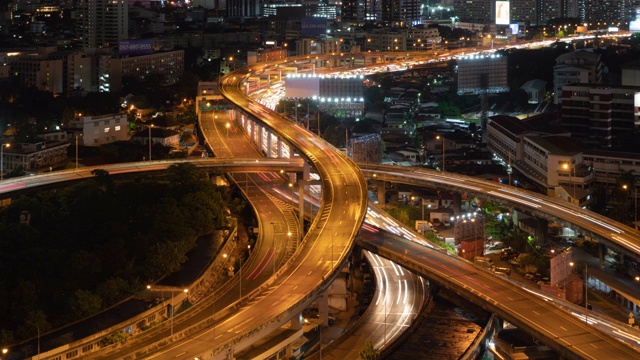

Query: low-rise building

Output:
[0, 139, 70, 175]
[69, 114, 129, 146]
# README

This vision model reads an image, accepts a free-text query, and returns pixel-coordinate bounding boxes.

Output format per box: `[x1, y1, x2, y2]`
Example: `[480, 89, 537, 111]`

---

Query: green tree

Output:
[91, 169, 114, 193]
[96, 277, 132, 306]
[18, 310, 51, 340]
[70, 290, 102, 319]
[144, 241, 187, 279]
[323, 124, 348, 148]
[359, 339, 379, 360]
[166, 162, 207, 188]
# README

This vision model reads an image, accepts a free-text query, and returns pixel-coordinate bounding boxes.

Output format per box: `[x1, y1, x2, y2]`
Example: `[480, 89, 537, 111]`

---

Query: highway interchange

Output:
[2, 40, 640, 359]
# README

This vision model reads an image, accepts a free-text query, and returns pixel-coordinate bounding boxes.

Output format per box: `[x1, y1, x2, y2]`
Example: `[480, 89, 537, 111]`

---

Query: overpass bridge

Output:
[359, 163, 640, 264]
[2, 49, 640, 359]
[0, 158, 305, 202]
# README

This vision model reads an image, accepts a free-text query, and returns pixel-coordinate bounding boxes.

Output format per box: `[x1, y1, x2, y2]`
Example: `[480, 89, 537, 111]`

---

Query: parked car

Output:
[432, 218, 442, 227]
[493, 266, 511, 277]
[443, 218, 451, 227]
[525, 273, 535, 280]
[500, 248, 519, 261]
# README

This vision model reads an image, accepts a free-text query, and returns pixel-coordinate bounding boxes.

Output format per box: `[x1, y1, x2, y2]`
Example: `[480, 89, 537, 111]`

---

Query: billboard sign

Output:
[285, 75, 320, 98]
[495, 1, 510, 25]
[301, 17, 327, 37]
[119, 39, 153, 56]
[509, 23, 519, 35]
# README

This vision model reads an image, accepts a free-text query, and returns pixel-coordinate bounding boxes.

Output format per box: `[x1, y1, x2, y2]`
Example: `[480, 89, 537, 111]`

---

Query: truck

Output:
[430, 212, 451, 225]
[415, 220, 434, 234]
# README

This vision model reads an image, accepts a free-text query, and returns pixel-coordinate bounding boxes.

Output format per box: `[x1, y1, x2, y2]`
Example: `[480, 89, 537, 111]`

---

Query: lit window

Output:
[115, 126, 121, 131]
[104, 127, 110, 133]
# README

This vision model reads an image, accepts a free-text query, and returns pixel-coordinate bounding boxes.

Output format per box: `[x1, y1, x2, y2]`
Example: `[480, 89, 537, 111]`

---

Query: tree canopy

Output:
[0, 164, 230, 341]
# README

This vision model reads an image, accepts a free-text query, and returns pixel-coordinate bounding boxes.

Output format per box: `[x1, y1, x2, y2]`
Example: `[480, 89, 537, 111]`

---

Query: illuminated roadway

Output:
[219, 54, 639, 359]
[359, 163, 640, 262]
[0, 158, 304, 200]
[1, 44, 638, 358]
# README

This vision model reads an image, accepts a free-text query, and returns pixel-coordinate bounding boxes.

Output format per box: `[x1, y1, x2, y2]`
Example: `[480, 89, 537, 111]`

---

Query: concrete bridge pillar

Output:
[494, 316, 504, 333]
[277, 138, 283, 158]
[453, 192, 462, 213]
[318, 292, 329, 327]
[259, 126, 266, 155]
[535, 218, 548, 243]
[290, 312, 303, 330]
[266, 130, 273, 158]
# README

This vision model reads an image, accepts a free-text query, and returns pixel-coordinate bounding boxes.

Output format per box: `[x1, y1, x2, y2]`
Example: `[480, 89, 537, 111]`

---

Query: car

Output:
[525, 273, 535, 280]
[509, 259, 520, 266]
[443, 219, 451, 227]
[432, 218, 442, 227]
[501, 250, 519, 261]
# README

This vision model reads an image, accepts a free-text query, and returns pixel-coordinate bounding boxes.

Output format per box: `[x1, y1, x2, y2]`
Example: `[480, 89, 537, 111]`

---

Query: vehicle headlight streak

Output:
[487, 191, 541, 208]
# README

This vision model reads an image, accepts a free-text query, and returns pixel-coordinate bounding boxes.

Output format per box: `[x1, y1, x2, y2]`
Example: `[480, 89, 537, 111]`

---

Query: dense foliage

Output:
[0, 163, 228, 343]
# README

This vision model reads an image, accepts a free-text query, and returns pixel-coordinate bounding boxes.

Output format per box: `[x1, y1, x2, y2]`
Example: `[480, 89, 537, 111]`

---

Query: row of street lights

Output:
[146, 285, 188, 336]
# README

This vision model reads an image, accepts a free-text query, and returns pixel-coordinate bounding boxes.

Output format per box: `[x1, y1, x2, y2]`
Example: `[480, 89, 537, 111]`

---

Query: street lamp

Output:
[1, 143, 9, 181]
[146, 285, 188, 336]
[148, 124, 153, 161]
[562, 162, 576, 203]
[623, 184, 638, 229]
[435, 135, 445, 172]
[75, 134, 82, 170]
[411, 196, 425, 221]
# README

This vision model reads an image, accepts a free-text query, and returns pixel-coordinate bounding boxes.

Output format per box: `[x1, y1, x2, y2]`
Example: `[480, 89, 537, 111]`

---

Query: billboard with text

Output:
[301, 17, 327, 37]
[119, 39, 154, 56]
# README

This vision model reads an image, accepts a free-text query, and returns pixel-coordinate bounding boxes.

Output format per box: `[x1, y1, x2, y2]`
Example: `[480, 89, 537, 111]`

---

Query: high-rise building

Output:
[382, 0, 421, 25]
[584, 0, 638, 24]
[76, 0, 129, 48]
[511, 0, 538, 23]
[453, 0, 492, 23]
[226, 0, 261, 19]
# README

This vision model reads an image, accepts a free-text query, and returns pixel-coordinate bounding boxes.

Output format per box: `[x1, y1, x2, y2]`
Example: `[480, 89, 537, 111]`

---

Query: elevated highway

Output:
[3, 47, 640, 359]
[356, 218, 640, 359]
[359, 163, 640, 262]
[0, 158, 304, 201]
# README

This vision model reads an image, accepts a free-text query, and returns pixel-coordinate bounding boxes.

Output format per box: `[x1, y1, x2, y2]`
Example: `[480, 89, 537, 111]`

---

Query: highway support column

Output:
[291, 313, 303, 330]
[318, 292, 330, 327]
[535, 218, 548, 243]
[453, 192, 462, 213]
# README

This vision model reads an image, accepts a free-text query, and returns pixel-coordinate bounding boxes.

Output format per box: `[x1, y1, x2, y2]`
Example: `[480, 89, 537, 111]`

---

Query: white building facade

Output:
[70, 114, 129, 146]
